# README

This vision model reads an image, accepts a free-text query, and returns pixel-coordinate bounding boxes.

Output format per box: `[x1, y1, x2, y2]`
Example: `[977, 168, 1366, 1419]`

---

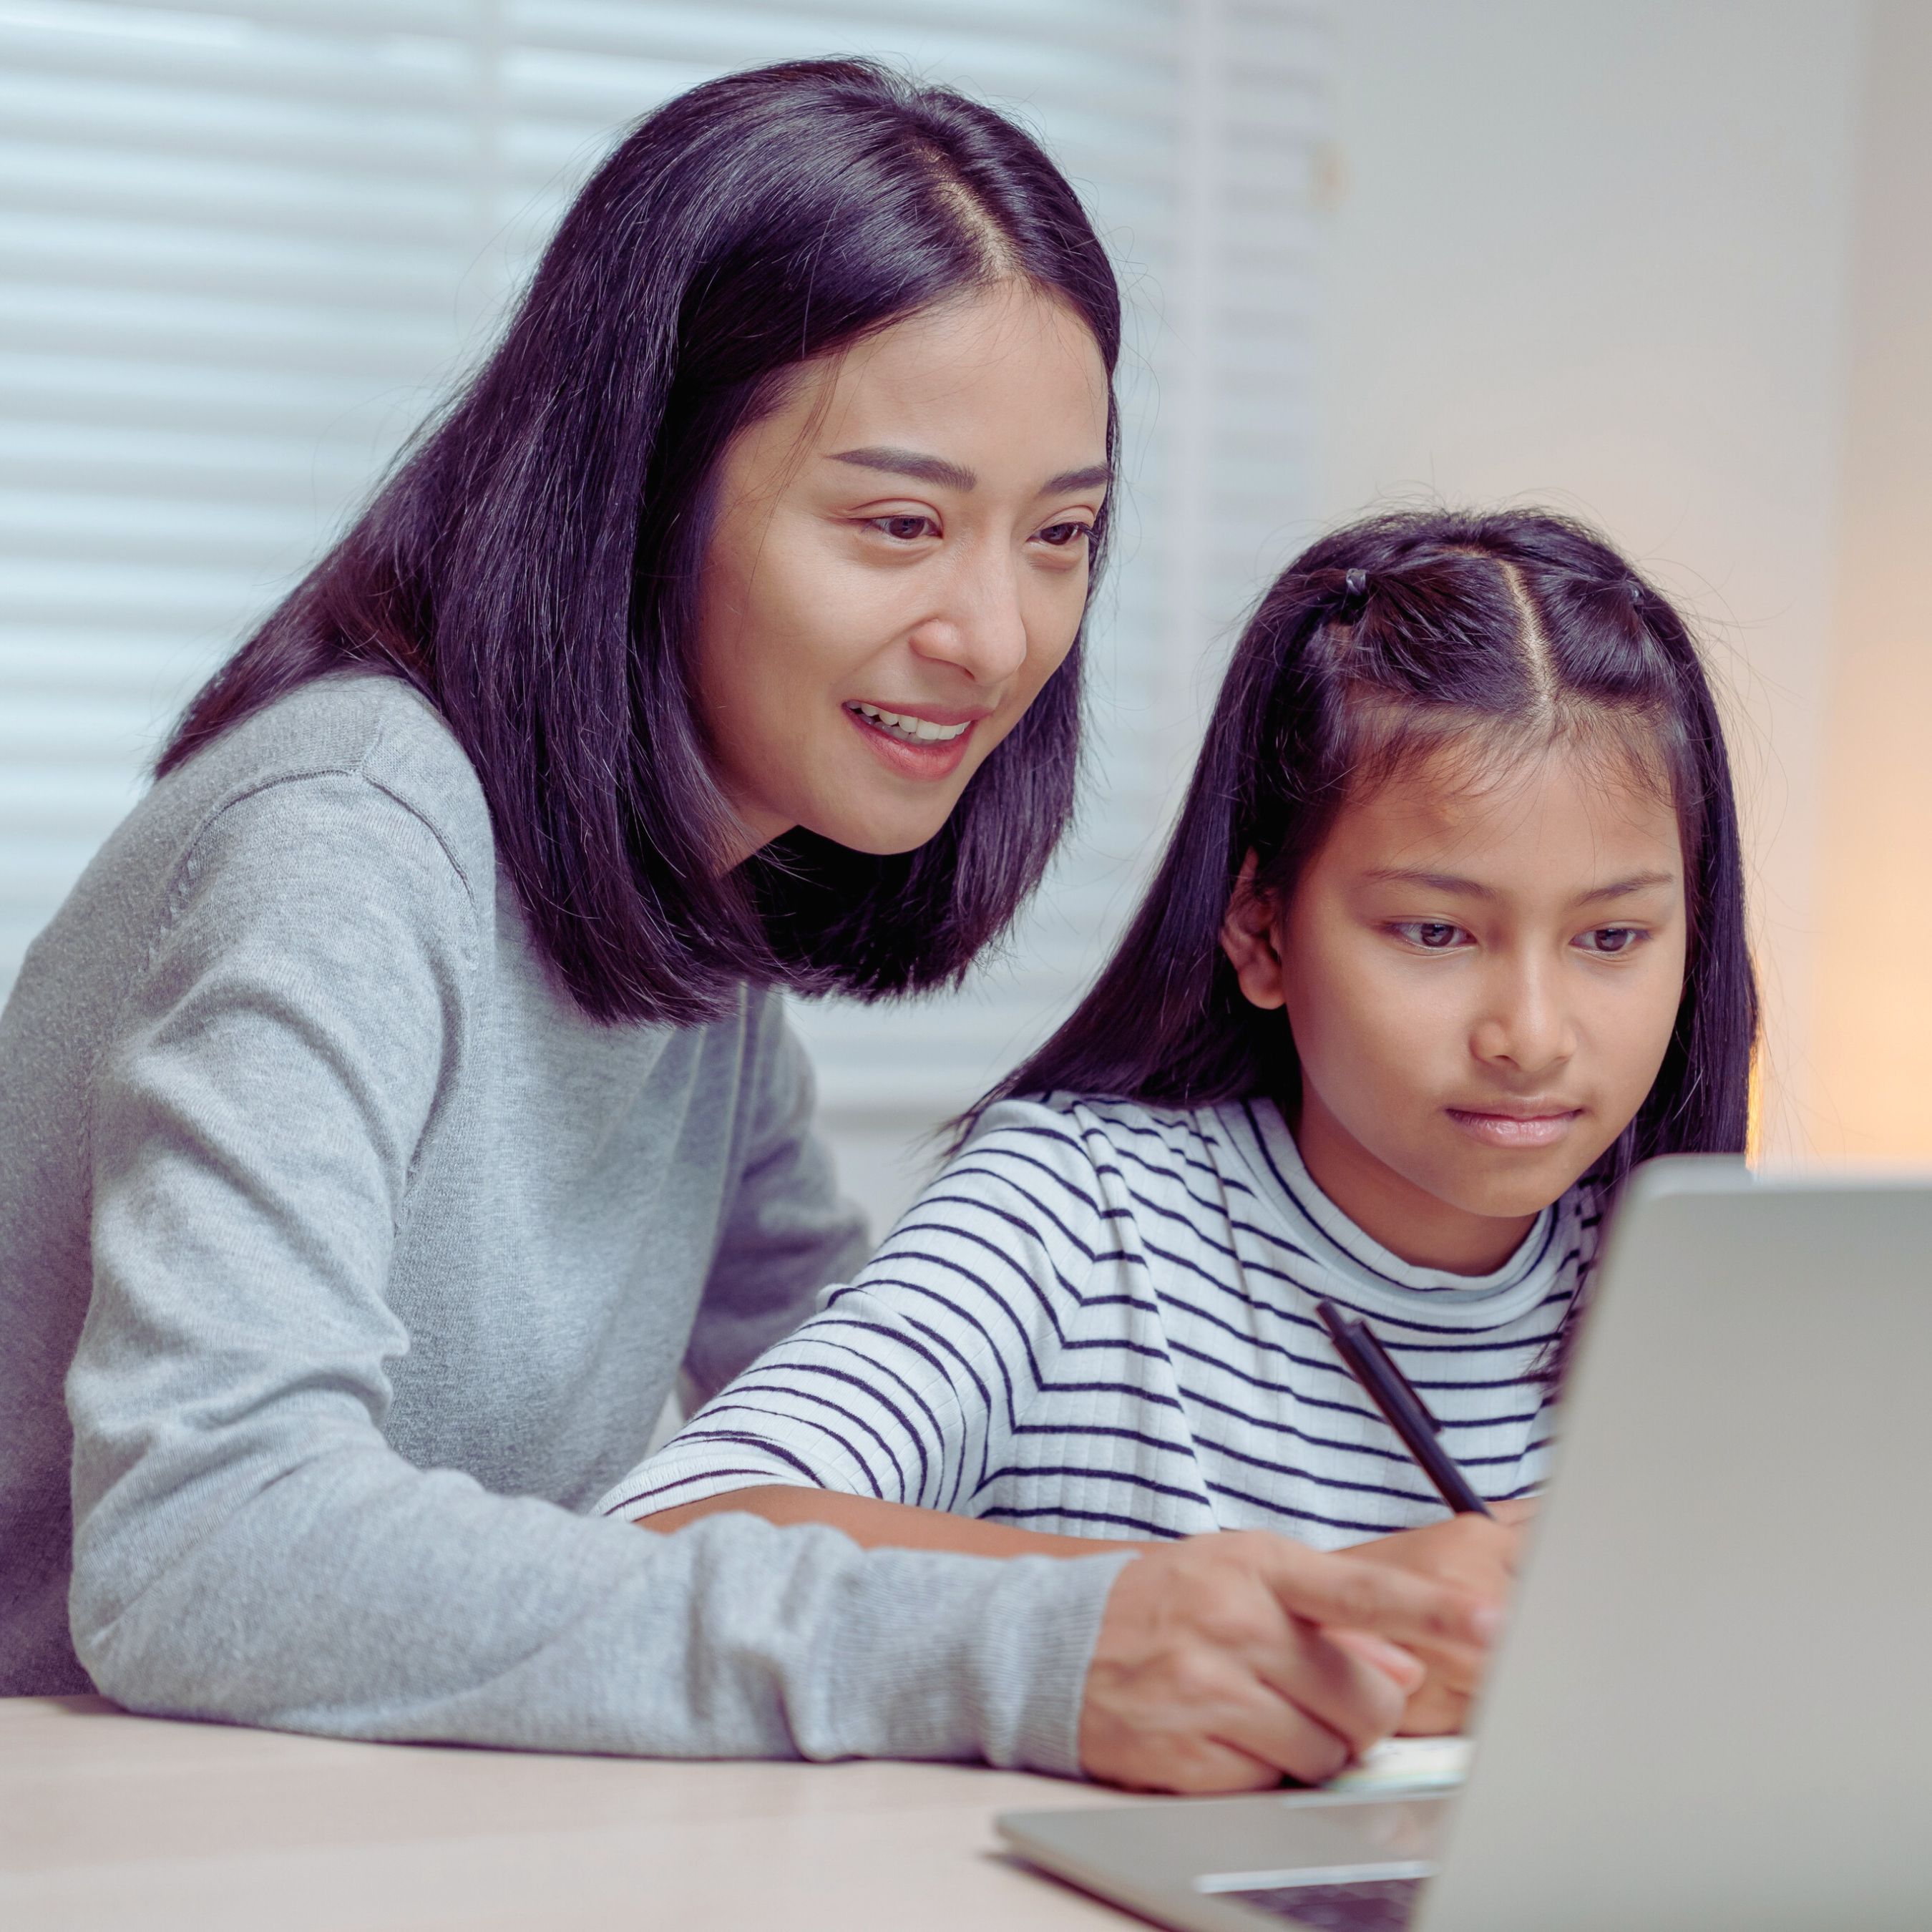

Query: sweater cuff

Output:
[967, 1548, 1138, 1776]
[788, 1538, 1138, 1777]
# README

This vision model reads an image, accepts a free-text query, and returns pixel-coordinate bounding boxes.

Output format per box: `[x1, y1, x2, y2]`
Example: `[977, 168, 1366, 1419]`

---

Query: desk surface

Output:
[4, 1695, 1143, 1931]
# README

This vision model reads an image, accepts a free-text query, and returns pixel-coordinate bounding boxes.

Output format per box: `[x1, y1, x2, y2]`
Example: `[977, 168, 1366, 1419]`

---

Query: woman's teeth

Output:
[848, 703, 970, 743]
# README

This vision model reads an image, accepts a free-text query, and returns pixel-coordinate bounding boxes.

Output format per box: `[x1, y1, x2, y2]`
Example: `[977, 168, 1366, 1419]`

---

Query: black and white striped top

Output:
[597, 1095, 1599, 1548]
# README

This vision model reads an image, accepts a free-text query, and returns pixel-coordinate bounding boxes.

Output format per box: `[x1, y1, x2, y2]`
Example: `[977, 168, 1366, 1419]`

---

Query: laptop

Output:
[998, 1158, 1932, 1932]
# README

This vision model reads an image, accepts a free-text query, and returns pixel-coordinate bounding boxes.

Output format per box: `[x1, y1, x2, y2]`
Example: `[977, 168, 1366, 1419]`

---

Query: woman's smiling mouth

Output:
[846, 701, 971, 743]
[842, 701, 986, 780]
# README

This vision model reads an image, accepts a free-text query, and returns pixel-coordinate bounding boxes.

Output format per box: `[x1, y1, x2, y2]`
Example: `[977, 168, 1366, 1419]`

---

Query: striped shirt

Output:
[596, 1095, 1599, 1549]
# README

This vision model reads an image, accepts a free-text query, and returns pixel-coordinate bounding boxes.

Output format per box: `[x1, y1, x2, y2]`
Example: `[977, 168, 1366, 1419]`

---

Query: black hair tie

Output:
[1344, 567, 1368, 599]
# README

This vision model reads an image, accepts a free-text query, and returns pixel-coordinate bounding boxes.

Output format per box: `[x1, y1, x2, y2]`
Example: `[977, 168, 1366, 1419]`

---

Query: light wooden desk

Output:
[3, 1695, 1144, 1931]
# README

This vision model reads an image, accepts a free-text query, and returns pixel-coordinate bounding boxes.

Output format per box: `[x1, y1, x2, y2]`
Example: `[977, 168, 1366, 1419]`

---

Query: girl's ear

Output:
[1219, 852, 1289, 1011]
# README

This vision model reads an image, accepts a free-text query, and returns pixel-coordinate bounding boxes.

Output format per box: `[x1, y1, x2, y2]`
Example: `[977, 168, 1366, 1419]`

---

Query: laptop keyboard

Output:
[1224, 1875, 1425, 1929]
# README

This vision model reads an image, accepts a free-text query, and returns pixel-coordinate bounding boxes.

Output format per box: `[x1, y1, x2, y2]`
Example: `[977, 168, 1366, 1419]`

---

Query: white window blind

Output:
[0, 0, 1327, 1173]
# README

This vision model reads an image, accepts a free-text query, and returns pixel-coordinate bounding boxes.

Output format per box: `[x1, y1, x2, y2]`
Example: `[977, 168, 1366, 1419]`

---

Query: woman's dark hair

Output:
[158, 59, 1121, 1025]
[995, 507, 1759, 1200]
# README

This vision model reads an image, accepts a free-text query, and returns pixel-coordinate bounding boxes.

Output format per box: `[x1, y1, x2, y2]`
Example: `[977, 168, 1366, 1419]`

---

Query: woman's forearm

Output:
[637, 1485, 1153, 1558]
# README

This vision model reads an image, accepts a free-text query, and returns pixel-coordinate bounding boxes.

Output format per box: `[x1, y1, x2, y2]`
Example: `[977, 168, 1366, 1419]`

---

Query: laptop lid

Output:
[1000, 1161, 1932, 1931]
[1418, 1158, 1932, 1932]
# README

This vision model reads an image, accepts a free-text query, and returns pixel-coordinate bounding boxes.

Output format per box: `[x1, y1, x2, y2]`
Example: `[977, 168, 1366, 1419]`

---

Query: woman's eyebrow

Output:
[1041, 462, 1112, 493]
[829, 446, 976, 490]
[827, 447, 1111, 495]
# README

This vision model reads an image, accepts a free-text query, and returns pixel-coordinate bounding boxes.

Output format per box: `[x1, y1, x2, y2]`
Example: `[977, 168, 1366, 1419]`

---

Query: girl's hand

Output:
[1337, 1501, 1533, 1735]
[1078, 1529, 1498, 1792]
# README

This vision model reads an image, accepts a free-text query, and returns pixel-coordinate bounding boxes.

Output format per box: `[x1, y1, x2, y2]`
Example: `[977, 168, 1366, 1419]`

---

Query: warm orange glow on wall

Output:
[1746, 1028, 1765, 1164]
[1807, 2, 1932, 1160]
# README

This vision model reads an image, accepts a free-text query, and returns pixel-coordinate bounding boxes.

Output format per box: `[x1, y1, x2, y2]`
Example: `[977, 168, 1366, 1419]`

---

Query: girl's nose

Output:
[1471, 960, 1577, 1077]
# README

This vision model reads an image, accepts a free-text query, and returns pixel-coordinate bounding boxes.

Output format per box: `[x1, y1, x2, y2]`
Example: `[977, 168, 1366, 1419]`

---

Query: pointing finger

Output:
[1254, 1541, 1500, 1651]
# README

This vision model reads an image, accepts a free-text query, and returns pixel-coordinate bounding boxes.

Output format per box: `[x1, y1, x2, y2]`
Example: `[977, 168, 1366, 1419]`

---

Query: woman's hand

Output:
[1078, 1529, 1498, 1792]
[1339, 1501, 1533, 1735]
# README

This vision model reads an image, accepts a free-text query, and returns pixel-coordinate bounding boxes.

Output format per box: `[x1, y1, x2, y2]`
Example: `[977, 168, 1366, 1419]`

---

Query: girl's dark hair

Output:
[158, 59, 1121, 1025]
[996, 507, 1759, 1198]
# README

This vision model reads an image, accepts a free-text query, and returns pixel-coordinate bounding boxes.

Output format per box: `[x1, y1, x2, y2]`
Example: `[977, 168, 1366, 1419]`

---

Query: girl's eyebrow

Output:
[1577, 871, 1679, 904]
[1364, 867, 1496, 899]
[828, 447, 1110, 495]
[1364, 867, 1678, 902]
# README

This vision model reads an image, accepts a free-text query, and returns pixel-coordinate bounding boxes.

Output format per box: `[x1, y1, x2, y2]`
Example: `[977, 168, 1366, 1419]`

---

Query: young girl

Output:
[601, 504, 1756, 1719]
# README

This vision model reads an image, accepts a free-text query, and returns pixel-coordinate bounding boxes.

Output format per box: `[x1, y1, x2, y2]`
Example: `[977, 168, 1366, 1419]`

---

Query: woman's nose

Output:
[907, 554, 1030, 686]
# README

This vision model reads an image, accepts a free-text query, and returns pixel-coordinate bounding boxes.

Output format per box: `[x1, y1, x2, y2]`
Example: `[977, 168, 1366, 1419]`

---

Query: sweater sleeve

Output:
[66, 777, 1128, 1773]
[682, 1002, 870, 1403]
[595, 1101, 1117, 1523]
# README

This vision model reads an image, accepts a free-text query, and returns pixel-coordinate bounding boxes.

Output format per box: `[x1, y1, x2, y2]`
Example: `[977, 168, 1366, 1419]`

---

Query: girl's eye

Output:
[1577, 926, 1645, 956]
[867, 514, 938, 542]
[1035, 520, 1093, 549]
[1394, 920, 1468, 951]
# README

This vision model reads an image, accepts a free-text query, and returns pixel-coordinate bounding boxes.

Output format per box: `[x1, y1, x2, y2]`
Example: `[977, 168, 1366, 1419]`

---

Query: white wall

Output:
[1312, 0, 1868, 1156]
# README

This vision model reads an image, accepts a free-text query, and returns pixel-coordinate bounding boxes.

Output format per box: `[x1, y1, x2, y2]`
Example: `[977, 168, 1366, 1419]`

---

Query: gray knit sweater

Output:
[0, 674, 1126, 1769]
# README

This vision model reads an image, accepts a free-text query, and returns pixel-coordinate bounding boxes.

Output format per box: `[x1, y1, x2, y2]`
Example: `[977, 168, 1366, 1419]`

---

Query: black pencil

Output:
[1314, 1297, 1494, 1519]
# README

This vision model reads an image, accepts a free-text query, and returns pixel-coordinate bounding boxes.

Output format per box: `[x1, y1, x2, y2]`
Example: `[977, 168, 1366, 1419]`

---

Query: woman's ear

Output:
[1219, 852, 1289, 1011]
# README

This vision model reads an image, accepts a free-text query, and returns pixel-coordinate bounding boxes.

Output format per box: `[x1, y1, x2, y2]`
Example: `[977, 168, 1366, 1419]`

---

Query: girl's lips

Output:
[1445, 1107, 1583, 1150]
[844, 703, 978, 780]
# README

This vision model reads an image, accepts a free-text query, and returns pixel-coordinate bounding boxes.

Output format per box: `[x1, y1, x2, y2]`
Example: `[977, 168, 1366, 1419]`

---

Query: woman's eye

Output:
[867, 514, 938, 542]
[1035, 520, 1093, 549]
[1394, 921, 1468, 951]
[1577, 926, 1644, 956]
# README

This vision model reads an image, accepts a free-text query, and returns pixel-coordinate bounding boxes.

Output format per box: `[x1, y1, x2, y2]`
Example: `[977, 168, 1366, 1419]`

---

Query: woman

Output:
[0, 60, 1489, 1790]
